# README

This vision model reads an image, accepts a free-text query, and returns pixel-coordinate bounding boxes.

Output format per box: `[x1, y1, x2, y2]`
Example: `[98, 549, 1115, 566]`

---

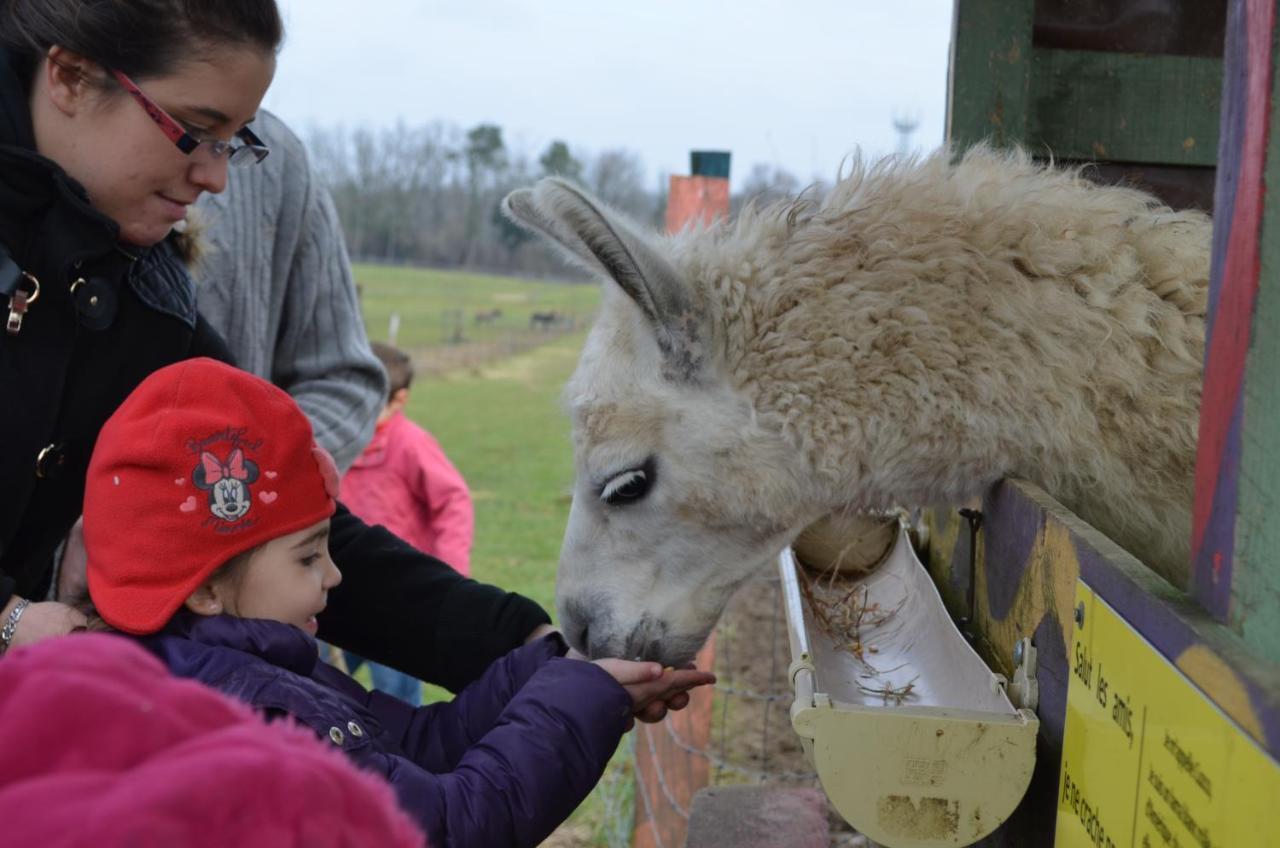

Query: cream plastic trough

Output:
[782, 524, 1038, 847]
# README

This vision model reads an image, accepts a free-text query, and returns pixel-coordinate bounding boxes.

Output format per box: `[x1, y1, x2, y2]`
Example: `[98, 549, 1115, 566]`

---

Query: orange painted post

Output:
[665, 177, 731, 232]
[665, 151, 731, 233]
[632, 636, 718, 848]
[631, 151, 731, 848]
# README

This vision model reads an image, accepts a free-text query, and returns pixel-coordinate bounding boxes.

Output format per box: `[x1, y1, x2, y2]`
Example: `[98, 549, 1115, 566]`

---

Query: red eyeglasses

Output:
[111, 69, 269, 168]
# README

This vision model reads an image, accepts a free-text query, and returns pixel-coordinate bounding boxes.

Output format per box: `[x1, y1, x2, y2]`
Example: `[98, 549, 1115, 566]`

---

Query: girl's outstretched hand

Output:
[592, 658, 716, 728]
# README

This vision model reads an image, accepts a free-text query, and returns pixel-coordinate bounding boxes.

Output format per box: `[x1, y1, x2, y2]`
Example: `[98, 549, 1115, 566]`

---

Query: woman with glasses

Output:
[0, 0, 282, 652]
[0, 0, 577, 701]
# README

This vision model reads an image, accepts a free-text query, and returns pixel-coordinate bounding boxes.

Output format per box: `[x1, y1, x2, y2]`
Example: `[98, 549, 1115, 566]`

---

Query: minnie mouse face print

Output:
[192, 448, 260, 522]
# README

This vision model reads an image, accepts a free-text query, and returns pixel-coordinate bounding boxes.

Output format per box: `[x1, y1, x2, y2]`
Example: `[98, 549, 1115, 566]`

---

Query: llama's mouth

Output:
[619, 618, 709, 668]
[561, 595, 712, 665]
[620, 618, 662, 662]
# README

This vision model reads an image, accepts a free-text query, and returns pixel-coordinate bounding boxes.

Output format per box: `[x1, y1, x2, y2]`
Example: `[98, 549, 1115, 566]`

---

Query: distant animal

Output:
[529, 310, 559, 330]
[474, 308, 503, 325]
[502, 147, 1209, 667]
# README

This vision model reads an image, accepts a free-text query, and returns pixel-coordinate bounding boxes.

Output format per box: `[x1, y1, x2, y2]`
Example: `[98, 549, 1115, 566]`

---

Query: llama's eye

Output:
[600, 467, 650, 505]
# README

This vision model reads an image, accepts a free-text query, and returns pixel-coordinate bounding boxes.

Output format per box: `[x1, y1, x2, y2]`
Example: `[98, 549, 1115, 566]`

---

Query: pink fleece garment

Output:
[340, 411, 474, 576]
[0, 634, 425, 848]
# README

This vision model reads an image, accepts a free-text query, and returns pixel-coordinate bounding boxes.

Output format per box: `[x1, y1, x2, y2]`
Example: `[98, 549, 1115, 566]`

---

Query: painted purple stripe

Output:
[1194, 396, 1243, 618]
[1203, 0, 1249, 342]
[1075, 534, 1280, 755]
[1032, 610, 1070, 745]
[982, 481, 1043, 621]
[1192, 0, 1263, 614]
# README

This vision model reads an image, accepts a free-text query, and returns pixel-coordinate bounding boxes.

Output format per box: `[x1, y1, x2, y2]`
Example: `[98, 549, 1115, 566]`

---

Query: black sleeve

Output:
[318, 504, 552, 693]
[0, 573, 15, 618]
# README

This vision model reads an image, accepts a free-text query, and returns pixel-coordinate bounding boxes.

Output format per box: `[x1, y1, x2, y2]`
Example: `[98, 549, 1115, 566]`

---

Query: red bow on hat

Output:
[201, 449, 249, 484]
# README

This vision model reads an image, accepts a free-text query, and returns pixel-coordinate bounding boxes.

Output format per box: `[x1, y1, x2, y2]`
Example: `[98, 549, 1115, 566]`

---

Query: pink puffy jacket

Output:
[0, 633, 425, 848]
[340, 411, 474, 575]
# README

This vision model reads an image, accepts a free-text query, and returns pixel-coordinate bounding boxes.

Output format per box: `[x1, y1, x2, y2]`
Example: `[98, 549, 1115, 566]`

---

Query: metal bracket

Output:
[956, 507, 983, 641]
[1008, 637, 1039, 712]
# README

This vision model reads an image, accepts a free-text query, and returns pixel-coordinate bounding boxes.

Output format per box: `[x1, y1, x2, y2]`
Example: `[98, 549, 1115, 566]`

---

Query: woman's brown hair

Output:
[0, 0, 284, 85]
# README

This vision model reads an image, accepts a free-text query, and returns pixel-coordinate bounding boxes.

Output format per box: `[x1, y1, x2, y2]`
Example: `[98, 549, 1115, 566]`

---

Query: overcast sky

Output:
[261, 1, 955, 191]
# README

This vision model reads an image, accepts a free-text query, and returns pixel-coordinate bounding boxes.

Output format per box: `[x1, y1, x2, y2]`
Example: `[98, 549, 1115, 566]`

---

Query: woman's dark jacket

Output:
[0, 48, 548, 690]
[144, 614, 631, 848]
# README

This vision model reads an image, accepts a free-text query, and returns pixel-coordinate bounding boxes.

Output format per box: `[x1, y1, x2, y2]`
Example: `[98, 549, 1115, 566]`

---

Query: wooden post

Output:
[1192, 0, 1280, 661]
[632, 638, 718, 848]
[665, 151, 731, 233]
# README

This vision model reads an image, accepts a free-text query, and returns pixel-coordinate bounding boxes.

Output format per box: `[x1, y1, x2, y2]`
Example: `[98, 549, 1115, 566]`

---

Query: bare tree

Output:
[538, 140, 583, 181]
[305, 122, 665, 277]
[587, 149, 651, 220]
[732, 163, 802, 215]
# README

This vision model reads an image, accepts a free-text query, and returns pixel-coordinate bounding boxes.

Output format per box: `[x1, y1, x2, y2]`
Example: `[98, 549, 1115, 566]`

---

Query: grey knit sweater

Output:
[193, 111, 386, 471]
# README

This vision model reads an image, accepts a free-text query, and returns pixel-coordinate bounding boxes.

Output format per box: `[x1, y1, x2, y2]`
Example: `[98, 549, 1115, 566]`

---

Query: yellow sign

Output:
[1055, 582, 1280, 848]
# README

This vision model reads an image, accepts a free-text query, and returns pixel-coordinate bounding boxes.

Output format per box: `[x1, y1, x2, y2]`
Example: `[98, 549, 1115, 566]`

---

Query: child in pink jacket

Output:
[341, 343, 473, 576]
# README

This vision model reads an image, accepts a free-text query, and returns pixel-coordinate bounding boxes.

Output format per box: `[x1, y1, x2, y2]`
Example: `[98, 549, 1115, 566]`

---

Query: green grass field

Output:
[354, 263, 600, 615]
[355, 265, 627, 846]
[404, 335, 582, 610]
[356, 264, 598, 348]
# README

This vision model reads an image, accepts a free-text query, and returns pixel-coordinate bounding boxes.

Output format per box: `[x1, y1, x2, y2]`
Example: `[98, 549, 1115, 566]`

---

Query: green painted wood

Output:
[690, 151, 731, 179]
[1232, 25, 1280, 662]
[947, 0, 1034, 150]
[1029, 48, 1222, 166]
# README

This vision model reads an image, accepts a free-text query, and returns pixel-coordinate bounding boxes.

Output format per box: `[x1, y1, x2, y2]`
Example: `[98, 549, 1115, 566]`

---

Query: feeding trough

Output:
[782, 521, 1038, 847]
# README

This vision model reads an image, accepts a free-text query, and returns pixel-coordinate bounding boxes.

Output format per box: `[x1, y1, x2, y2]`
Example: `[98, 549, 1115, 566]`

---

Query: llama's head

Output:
[503, 179, 813, 667]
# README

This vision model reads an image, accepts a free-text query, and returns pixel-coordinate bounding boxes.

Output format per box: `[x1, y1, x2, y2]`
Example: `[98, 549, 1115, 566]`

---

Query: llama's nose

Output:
[557, 592, 612, 657]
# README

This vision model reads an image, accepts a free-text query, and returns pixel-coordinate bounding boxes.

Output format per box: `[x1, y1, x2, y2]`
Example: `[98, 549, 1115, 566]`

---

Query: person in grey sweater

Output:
[193, 109, 385, 471]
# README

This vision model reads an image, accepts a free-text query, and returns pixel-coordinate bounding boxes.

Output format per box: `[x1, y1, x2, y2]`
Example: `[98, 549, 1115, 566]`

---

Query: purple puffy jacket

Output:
[142, 612, 632, 847]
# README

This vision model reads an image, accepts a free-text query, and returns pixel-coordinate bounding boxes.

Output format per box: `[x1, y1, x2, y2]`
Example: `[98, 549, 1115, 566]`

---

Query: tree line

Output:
[305, 122, 810, 278]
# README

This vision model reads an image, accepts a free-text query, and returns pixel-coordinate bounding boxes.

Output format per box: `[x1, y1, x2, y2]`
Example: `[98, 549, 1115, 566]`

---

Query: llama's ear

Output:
[503, 178, 708, 380]
[502, 186, 604, 272]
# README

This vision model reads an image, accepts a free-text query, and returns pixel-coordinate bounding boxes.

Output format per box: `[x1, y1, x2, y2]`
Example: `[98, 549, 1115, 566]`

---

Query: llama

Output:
[530, 310, 560, 330]
[502, 148, 1209, 667]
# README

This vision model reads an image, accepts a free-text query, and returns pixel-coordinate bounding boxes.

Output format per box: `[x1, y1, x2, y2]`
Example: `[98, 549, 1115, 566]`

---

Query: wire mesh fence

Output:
[400, 309, 585, 378]
[616, 573, 869, 848]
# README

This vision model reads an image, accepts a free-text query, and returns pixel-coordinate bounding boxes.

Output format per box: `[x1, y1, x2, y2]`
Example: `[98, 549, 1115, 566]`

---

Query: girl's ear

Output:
[184, 582, 225, 617]
[43, 46, 100, 117]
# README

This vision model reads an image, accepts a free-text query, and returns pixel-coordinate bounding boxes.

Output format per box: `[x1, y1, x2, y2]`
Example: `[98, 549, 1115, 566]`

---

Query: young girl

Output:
[83, 357, 715, 848]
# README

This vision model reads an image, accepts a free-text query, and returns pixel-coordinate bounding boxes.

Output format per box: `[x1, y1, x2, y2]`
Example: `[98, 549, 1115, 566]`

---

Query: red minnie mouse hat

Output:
[85, 358, 339, 635]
